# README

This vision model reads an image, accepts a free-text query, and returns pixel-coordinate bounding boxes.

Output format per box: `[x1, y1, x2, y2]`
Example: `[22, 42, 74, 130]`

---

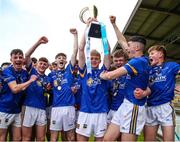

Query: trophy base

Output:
[88, 22, 102, 38]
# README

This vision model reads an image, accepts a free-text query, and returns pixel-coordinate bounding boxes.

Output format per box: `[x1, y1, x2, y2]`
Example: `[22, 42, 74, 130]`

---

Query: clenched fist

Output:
[109, 16, 116, 24]
[70, 28, 77, 34]
[38, 36, 48, 44]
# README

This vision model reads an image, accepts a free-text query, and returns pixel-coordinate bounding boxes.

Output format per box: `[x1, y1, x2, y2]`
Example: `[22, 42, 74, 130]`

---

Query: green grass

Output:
[7, 131, 144, 141]
[88, 133, 144, 141]
[51, 133, 144, 141]
[137, 133, 144, 141]
[89, 135, 95, 141]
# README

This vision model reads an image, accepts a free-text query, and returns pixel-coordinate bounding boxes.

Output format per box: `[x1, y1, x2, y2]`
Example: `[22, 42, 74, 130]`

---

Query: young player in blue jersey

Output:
[0, 62, 13, 141]
[107, 49, 128, 140]
[100, 16, 150, 141]
[0, 49, 37, 141]
[144, 45, 180, 141]
[22, 36, 50, 141]
[71, 60, 81, 119]
[49, 28, 78, 141]
[46, 62, 57, 141]
[76, 18, 111, 141]
[31, 57, 38, 68]
[70, 60, 81, 141]
[1, 62, 11, 70]
[49, 61, 58, 72]
[0, 62, 10, 95]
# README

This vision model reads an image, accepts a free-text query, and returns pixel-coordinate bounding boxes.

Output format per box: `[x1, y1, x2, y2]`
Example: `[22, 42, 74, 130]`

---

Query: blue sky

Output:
[0, 0, 138, 66]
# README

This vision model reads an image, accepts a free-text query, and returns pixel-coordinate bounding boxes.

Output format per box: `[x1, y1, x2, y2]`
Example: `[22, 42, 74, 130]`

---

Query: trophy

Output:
[79, 5, 101, 38]
[79, 5, 108, 74]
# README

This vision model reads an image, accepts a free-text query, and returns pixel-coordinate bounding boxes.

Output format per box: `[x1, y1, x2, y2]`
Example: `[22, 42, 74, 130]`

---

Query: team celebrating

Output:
[0, 15, 180, 141]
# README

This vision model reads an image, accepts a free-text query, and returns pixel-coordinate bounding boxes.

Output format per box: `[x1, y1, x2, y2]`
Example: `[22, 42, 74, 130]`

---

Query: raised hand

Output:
[86, 17, 98, 26]
[109, 15, 116, 24]
[70, 28, 77, 35]
[38, 36, 48, 44]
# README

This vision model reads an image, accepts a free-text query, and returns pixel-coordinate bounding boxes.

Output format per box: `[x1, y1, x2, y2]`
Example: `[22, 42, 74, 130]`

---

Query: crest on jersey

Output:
[36, 81, 42, 86]
[87, 77, 93, 87]
[54, 80, 58, 87]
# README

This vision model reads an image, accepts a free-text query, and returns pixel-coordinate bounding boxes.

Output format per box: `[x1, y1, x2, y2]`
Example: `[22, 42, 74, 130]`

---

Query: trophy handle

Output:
[79, 5, 98, 24]
[79, 7, 89, 24]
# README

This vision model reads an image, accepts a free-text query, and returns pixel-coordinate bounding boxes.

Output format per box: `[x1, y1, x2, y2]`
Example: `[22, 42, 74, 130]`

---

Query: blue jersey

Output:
[72, 74, 82, 110]
[49, 63, 75, 107]
[110, 75, 126, 110]
[147, 62, 180, 106]
[24, 67, 50, 110]
[79, 65, 111, 113]
[0, 74, 4, 94]
[0, 65, 28, 113]
[124, 56, 150, 106]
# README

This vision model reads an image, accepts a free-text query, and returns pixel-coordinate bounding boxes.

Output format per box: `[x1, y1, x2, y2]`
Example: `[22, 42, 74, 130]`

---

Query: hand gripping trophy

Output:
[79, 5, 109, 74]
[79, 5, 101, 38]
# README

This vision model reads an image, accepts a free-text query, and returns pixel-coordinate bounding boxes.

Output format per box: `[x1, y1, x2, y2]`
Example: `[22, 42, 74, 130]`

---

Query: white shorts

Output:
[107, 110, 117, 124]
[76, 112, 107, 138]
[0, 112, 21, 129]
[50, 106, 75, 131]
[145, 102, 175, 126]
[46, 106, 52, 120]
[22, 106, 47, 127]
[111, 99, 145, 135]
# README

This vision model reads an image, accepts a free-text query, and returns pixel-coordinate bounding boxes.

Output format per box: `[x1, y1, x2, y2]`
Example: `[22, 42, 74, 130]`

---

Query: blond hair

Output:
[148, 45, 167, 59]
[90, 49, 101, 59]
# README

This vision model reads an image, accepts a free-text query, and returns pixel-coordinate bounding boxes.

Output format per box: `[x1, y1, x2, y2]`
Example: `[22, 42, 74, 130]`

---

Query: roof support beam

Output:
[161, 24, 180, 44]
[139, 6, 180, 17]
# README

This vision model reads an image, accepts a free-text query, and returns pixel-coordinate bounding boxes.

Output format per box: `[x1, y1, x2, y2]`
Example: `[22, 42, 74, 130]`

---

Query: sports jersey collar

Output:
[11, 65, 23, 73]
[57, 69, 65, 73]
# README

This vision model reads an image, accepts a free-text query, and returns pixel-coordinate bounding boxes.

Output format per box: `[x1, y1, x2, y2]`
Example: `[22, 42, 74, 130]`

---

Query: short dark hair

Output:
[148, 45, 167, 59]
[1, 62, 11, 68]
[55, 53, 67, 59]
[113, 49, 128, 61]
[128, 36, 146, 46]
[51, 61, 57, 66]
[38, 57, 49, 63]
[10, 49, 24, 56]
[31, 57, 37, 64]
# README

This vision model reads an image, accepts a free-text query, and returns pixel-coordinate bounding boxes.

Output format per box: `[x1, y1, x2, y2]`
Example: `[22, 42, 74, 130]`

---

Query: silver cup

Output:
[79, 5, 98, 24]
[79, 5, 101, 38]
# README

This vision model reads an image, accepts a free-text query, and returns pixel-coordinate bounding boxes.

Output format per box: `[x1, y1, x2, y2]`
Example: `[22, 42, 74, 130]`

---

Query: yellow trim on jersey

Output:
[129, 105, 139, 134]
[127, 63, 138, 76]
[80, 68, 86, 78]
